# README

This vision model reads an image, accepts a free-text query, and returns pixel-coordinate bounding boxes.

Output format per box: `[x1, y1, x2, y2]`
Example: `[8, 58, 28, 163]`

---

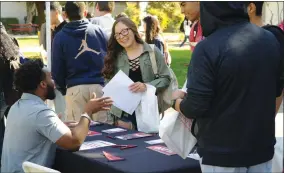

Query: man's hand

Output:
[116, 120, 133, 130]
[84, 93, 113, 115]
[172, 90, 186, 100]
[129, 82, 147, 93]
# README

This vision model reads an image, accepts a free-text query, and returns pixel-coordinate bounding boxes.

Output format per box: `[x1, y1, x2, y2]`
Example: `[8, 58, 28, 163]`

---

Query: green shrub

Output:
[0, 18, 19, 31]
[124, 2, 141, 26]
[146, 8, 169, 31]
[146, 2, 184, 33]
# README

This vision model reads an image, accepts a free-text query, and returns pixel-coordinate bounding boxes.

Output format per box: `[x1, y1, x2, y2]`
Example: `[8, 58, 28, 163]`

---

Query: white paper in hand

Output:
[80, 140, 115, 151]
[102, 70, 142, 115]
[181, 80, 187, 92]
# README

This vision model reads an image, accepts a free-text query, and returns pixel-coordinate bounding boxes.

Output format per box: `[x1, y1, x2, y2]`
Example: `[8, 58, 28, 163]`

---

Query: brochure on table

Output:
[116, 133, 153, 140]
[80, 140, 115, 151]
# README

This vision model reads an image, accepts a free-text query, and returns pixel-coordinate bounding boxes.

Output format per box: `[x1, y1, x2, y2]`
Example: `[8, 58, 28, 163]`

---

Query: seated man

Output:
[1, 59, 113, 173]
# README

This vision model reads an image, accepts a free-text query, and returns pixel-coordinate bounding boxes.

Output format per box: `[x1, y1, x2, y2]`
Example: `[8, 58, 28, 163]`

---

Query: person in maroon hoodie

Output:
[180, 2, 203, 52]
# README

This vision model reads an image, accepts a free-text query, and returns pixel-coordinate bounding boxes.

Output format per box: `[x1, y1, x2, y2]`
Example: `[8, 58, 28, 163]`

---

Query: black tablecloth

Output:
[53, 124, 201, 173]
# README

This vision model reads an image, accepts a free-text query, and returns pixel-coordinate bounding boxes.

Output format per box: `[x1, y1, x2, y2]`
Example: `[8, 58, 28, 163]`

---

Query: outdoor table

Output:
[53, 123, 201, 173]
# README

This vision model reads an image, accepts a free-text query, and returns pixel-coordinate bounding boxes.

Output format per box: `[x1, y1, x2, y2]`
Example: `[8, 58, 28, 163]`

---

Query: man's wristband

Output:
[81, 113, 92, 124]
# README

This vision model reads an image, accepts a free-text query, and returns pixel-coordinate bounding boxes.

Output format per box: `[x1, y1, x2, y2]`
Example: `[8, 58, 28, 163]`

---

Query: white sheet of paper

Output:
[181, 80, 187, 92]
[80, 140, 115, 151]
[102, 128, 127, 134]
[145, 139, 164, 145]
[187, 148, 200, 160]
[102, 70, 142, 115]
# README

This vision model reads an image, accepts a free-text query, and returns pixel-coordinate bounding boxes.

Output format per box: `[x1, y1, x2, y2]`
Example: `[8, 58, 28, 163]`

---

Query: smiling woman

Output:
[103, 17, 144, 79]
[103, 17, 171, 131]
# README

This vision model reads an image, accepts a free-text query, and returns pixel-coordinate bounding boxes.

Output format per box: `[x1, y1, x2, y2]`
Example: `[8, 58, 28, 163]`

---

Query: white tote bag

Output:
[159, 79, 196, 159]
[135, 84, 160, 133]
[159, 110, 197, 159]
[272, 137, 283, 173]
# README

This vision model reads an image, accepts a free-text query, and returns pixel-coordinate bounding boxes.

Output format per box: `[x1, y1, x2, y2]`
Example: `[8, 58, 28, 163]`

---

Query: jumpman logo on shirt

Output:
[74, 32, 100, 59]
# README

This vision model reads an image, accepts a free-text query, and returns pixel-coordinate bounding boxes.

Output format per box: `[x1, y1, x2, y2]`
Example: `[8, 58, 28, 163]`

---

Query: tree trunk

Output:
[35, 2, 45, 30]
[26, 2, 35, 24]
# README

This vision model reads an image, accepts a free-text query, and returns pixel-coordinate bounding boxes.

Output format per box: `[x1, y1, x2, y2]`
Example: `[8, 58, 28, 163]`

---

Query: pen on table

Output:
[120, 145, 137, 150]
[106, 135, 116, 140]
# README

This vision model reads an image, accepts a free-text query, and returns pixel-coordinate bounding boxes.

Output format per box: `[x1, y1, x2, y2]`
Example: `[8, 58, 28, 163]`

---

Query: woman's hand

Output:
[116, 120, 133, 130]
[129, 82, 147, 93]
[172, 90, 187, 100]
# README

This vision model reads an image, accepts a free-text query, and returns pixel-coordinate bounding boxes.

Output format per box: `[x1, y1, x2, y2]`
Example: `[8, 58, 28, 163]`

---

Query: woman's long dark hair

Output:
[103, 17, 144, 79]
[143, 16, 160, 44]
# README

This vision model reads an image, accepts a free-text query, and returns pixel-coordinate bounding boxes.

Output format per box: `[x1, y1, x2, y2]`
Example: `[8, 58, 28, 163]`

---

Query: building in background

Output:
[0, 2, 283, 26]
[0, 1, 127, 25]
[0, 2, 28, 24]
[262, 2, 284, 25]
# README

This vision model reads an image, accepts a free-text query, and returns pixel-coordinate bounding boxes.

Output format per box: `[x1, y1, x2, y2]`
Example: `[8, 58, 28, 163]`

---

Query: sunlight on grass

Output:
[17, 38, 39, 49]
[169, 48, 192, 88]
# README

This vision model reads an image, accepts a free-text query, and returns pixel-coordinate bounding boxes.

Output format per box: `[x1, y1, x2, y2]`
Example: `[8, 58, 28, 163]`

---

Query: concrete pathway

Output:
[13, 35, 38, 39]
[20, 47, 41, 53]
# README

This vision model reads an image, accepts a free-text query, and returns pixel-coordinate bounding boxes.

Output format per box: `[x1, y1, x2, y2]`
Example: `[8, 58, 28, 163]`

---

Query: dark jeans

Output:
[0, 92, 6, 167]
[180, 35, 189, 47]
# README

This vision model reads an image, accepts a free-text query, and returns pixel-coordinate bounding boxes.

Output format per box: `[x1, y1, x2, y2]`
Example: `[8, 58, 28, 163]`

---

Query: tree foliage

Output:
[124, 2, 141, 26]
[146, 2, 184, 32]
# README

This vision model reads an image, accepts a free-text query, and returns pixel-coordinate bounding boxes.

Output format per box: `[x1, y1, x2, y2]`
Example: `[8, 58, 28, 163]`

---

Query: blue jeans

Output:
[200, 159, 272, 173]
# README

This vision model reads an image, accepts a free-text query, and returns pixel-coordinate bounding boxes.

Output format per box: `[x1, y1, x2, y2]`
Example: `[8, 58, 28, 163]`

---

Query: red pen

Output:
[111, 145, 126, 148]
[106, 135, 116, 140]
[120, 145, 137, 150]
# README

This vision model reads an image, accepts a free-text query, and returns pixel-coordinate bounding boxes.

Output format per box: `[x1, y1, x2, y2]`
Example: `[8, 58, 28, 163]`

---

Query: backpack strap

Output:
[263, 25, 284, 34]
[149, 44, 159, 78]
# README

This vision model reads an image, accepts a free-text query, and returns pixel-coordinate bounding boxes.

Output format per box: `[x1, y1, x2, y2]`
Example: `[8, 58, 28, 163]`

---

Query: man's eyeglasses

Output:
[114, 28, 130, 40]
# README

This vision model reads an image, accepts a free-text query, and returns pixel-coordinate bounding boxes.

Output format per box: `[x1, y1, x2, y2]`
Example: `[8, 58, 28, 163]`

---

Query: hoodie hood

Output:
[62, 19, 89, 37]
[200, 2, 249, 37]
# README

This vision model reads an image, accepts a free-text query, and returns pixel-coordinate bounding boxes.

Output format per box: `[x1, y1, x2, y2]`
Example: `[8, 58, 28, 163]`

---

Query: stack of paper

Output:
[103, 70, 142, 115]
[80, 140, 115, 151]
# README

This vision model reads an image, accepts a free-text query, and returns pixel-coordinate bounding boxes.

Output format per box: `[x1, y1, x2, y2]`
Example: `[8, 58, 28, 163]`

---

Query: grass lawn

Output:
[169, 47, 192, 88]
[17, 38, 40, 58]
[17, 38, 39, 49]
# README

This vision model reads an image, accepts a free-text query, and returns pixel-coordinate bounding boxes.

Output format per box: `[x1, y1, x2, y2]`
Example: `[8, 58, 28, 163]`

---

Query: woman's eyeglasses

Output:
[114, 28, 130, 40]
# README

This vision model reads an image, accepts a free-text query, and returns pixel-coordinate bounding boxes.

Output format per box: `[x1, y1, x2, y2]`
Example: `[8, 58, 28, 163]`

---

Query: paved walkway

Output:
[13, 35, 38, 39]
[20, 47, 41, 53]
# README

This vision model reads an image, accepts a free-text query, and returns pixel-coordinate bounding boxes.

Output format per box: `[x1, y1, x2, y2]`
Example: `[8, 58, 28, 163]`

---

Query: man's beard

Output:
[46, 84, 56, 100]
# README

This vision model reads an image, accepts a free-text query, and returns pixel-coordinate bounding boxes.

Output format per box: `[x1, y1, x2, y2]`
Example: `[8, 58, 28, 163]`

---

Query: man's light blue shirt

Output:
[1, 93, 69, 173]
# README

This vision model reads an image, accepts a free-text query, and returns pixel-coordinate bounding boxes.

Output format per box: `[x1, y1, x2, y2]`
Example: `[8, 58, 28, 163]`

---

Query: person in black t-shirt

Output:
[50, 2, 67, 41]
[50, 2, 68, 121]
[246, 1, 284, 114]
[39, 2, 67, 62]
